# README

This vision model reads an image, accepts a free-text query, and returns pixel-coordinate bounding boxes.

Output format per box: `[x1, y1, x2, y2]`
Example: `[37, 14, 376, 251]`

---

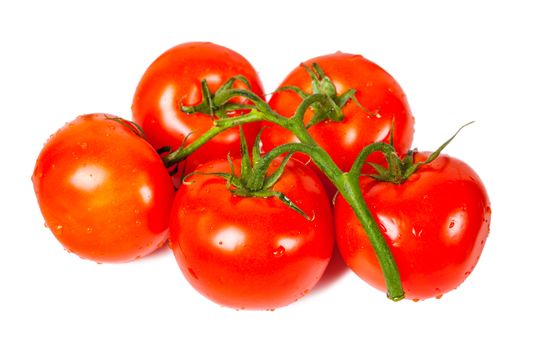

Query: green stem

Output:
[163, 111, 265, 166]
[213, 88, 270, 113]
[164, 87, 405, 301]
[346, 142, 405, 301]
[287, 120, 344, 183]
[260, 143, 318, 165]
[288, 122, 404, 301]
[245, 143, 318, 191]
[292, 94, 334, 122]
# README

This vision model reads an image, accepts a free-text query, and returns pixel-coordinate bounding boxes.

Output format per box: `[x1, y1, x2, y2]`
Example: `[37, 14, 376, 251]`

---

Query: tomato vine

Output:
[163, 73, 407, 301]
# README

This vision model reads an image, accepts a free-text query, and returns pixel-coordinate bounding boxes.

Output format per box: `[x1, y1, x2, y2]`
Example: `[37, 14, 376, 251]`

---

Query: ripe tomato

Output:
[32, 114, 175, 263]
[334, 152, 491, 300]
[132, 42, 264, 174]
[263, 52, 415, 194]
[169, 158, 333, 310]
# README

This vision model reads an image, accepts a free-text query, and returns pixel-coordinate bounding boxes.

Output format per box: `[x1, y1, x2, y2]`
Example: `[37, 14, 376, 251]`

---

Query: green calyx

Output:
[104, 115, 147, 139]
[278, 63, 370, 128]
[180, 75, 255, 118]
[186, 127, 311, 220]
[366, 122, 474, 184]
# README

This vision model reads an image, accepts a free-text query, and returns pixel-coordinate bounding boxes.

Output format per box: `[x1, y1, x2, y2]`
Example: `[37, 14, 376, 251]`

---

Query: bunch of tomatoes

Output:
[32, 42, 491, 309]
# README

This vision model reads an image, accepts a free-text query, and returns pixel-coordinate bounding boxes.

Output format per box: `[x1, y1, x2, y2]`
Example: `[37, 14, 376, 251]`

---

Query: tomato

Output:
[169, 158, 333, 310]
[263, 52, 415, 194]
[334, 152, 491, 300]
[132, 42, 264, 174]
[32, 114, 175, 263]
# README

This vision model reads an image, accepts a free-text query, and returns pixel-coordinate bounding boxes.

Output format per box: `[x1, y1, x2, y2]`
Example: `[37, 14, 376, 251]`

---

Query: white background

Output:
[1, 0, 531, 349]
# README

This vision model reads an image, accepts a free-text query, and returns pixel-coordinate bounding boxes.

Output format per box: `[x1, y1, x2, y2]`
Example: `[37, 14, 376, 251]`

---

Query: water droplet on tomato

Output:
[378, 222, 387, 233]
[55, 225, 64, 235]
[435, 294, 443, 300]
[464, 271, 471, 277]
[411, 225, 423, 237]
[86, 226, 94, 234]
[412, 298, 420, 303]
[449, 221, 455, 229]
[43, 222, 48, 229]
[273, 246, 285, 257]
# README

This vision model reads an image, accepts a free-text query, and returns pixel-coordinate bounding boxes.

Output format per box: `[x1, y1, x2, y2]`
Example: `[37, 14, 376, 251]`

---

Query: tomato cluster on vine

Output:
[32, 42, 490, 309]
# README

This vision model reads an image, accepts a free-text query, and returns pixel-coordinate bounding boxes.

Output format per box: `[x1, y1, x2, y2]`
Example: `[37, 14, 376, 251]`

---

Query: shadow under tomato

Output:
[312, 243, 350, 294]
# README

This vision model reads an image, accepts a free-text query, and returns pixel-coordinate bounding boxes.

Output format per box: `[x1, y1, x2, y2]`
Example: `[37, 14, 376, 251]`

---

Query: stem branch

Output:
[163, 85, 405, 300]
[345, 142, 405, 301]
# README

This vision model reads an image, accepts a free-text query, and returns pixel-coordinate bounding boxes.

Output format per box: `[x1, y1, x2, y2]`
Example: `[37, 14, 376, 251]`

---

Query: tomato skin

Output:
[169, 158, 333, 309]
[264, 53, 414, 194]
[132, 42, 264, 173]
[32, 114, 175, 263]
[334, 153, 491, 300]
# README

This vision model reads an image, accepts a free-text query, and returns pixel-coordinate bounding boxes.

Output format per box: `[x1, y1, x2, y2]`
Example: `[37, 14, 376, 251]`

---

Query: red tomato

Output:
[132, 42, 264, 174]
[169, 158, 333, 310]
[334, 152, 491, 300]
[32, 114, 175, 263]
[264, 53, 415, 194]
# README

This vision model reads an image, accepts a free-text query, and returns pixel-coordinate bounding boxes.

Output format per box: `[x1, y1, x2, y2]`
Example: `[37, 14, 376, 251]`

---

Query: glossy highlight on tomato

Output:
[132, 42, 264, 173]
[32, 113, 175, 263]
[169, 158, 334, 310]
[334, 152, 491, 300]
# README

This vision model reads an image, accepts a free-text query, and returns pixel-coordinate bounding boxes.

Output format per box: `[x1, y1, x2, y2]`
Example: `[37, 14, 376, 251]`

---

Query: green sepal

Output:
[252, 127, 266, 167]
[367, 162, 390, 181]
[181, 79, 216, 116]
[363, 122, 474, 184]
[271, 191, 310, 220]
[336, 89, 357, 110]
[189, 127, 311, 221]
[180, 75, 254, 118]
[402, 121, 474, 179]
[229, 187, 310, 220]
[227, 153, 240, 188]
[104, 115, 147, 139]
[264, 152, 294, 189]
[213, 75, 252, 107]
[239, 126, 252, 178]
[275, 85, 308, 99]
